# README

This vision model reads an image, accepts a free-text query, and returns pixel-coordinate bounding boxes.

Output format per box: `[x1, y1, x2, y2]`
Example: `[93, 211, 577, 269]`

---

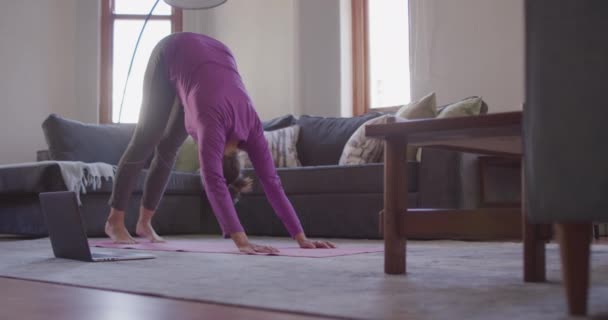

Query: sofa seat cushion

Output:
[242, 162, 418, 195]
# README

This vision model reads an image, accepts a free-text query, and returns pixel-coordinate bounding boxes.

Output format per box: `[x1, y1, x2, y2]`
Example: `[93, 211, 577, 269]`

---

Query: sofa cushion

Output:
[262, 114, 297, 131]
[174, 136, 200, 173]
[396, 92, 437, 119]
[437, 96, 489, 115]
[436, 96, 483, 118]
[242, 162, 418, 195]
[339, 115, 390, 165]
[239, 125, 302, 168]
[394, 92, 438, 161]
[296, 112, 383, 166]
[41, 114, 146, 166]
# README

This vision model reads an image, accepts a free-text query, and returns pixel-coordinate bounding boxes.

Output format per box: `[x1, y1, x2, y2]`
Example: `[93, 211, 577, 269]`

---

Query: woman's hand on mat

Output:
[231, 232, 279, 254]
[238, 243, 280, 254]
[295, 233, 336, 249]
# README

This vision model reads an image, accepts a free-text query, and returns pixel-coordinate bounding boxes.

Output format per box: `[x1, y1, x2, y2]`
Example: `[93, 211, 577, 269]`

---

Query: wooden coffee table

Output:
[366, 111, 551, 281]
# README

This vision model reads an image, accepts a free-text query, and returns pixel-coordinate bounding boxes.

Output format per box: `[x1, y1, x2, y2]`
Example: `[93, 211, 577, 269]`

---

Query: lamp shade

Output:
[164, 0, 226, 10]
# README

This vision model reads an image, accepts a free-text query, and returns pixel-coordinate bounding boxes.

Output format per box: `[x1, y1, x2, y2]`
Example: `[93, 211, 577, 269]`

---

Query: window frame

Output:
[351, 0, 370, 116]
[351, 0, 410, 115]
[100, 0, 182, 124]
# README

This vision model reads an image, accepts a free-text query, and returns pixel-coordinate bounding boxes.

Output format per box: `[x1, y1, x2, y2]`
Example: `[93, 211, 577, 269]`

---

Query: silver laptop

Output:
[39, 191, 155, 262]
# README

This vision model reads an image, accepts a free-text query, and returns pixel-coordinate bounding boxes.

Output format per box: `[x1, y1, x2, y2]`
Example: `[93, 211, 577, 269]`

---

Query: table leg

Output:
[384, 137, 407, 274]
[556, 223, 591, 316]
[522, 162, 547, 282]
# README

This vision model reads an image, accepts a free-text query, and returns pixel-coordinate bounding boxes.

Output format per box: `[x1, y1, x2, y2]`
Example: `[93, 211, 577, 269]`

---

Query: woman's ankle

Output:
[107, 209, 126, 225]
[137, 206, 155, 224]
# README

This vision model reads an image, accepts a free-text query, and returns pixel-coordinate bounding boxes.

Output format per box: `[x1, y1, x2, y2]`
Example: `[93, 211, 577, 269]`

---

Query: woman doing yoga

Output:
[105, 32, 335, 253]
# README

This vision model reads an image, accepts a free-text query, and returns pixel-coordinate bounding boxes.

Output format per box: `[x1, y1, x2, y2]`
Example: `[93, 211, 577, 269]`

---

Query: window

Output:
[352, 0, 410, 115]
[100, 0, 182, 123]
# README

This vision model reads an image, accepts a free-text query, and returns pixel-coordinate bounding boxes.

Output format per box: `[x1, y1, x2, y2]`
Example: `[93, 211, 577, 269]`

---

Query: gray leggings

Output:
[109, 39, 188, 211]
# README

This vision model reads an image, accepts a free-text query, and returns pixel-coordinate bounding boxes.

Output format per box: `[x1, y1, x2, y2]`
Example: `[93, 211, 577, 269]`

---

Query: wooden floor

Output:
[0, 277, 339, 320]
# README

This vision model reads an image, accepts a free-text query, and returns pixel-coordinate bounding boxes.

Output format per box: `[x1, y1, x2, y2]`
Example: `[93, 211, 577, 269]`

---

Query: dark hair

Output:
[223, 153, 253, 203]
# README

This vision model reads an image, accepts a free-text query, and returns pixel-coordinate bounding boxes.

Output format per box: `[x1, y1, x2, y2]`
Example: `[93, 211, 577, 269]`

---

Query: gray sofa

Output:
[0, 112, 483, 239]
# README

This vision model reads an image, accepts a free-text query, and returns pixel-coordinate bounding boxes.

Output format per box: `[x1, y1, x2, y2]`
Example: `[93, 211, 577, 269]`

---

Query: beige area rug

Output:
[1, 236, 607, 320]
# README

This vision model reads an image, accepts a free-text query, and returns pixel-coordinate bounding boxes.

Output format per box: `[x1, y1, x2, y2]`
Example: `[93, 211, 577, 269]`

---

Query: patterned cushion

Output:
[239, 125, 302, 168]
[339, 115, 390, 165]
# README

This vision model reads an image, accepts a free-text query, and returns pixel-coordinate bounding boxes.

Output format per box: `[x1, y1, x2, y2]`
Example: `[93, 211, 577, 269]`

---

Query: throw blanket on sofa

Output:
[11, 161, 116, 205]
[0, 161, 115, 205]
[55, 161, 115, 205]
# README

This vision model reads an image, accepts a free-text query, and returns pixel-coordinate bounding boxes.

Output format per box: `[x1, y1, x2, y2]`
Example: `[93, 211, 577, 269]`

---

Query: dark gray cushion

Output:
[242, 162, 418, 195]
[36, 150, 51, 161]
[262, 114, 297, 131]
[41, 114, 140, 166]
[296, 112, 382, 166]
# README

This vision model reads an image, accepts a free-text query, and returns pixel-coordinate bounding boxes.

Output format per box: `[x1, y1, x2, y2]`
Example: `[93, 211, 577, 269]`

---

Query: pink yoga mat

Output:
[89, 239, 383, 258]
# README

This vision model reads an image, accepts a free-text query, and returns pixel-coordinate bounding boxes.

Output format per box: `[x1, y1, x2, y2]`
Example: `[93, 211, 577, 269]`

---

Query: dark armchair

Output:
[525, 0, 608, 315]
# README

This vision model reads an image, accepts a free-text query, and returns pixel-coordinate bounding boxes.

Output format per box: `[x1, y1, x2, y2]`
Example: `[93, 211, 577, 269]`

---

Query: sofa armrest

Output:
[0, 162, 66, 193]
[417, 148, 480, 209]
[37, 150, 51, 162]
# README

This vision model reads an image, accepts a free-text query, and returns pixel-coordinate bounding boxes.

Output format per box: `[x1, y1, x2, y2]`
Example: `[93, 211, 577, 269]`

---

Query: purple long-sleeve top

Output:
[162, 32, 303, 238]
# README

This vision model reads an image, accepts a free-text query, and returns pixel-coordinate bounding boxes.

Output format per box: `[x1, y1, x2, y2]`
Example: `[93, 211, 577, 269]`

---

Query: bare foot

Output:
[105, 221, 137, 244]
[136, 221, 165, 243]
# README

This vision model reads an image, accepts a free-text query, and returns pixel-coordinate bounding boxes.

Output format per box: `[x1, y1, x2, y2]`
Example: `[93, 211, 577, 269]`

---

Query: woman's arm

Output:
[197, 125, 244, 237]
[242, 124, 304, 238]
[197, 123, 280, 253]
[244, 122, 335, 249]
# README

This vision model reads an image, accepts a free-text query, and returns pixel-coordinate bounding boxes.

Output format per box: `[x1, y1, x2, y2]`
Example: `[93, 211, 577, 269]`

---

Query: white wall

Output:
[0, 0, 85, 164]
[339, 0, 353, 118]
[410, 0, 524, 112]
[184, 0, 300, 120]
[193, 0, 525, 117]
[295, 0, 342, 117]
[74, 0, 100, 123]
[185, 0, 351, 119]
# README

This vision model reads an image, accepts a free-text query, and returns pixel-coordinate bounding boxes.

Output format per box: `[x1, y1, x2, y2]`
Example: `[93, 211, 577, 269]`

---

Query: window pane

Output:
[112, 20, 171, 123]
[368, 0, 411, 108]
[114, 0, 172, 15]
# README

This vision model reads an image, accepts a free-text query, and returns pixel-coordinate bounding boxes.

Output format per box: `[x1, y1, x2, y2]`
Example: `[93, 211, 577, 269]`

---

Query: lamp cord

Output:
[117, 0, 161, 123]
